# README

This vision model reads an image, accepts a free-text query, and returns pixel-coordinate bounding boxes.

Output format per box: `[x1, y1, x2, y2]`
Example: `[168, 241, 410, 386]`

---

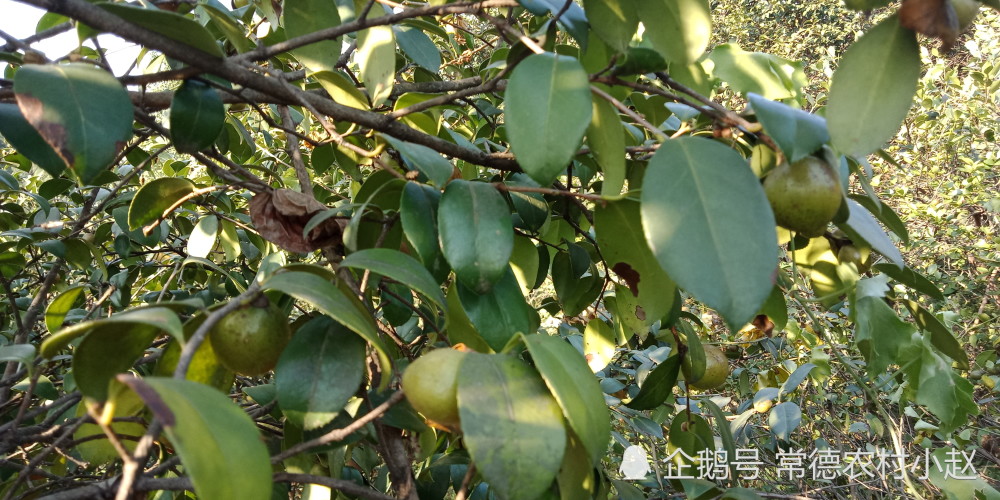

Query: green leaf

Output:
[768, 401, 801, 441]
[0, 103, 66, 177]
[838, 199, 904, 267]
[340, 248, 446, 312]
[588, 94, 627, 197]
[382, 135, 453, 187]
[457, 268, 538, 351]
[74, 323, 159, 400]
[901, 335, 979, 433]
[928, 448, 1000, 500]
[125, 377, 272, 500]
[202, 5, 252, 53]
[0, 344, 36, 376]
[170, 79, 225, 154]
[854, 296, 915, 375]
[778, 363, 816, 396]
[313, 70, 371, 110]
[394, 26, 440, 72]
[187, 215, 219, 259]
[551, 243, 602, 317]
[518, 0, 590, 48]
[849, 194, 909, 244]
[445, 283, 493, 353]
[583, 319, 616, 372]
[13, 64, 133, 184]
[438, 180, 513, 293]
[276, 317, 365, 430]
[709, 44, 805, 100]
[748, 94, 829, 163]
[827, 15, 920, 156]
[626, 354, 680, 410]
[509, 235, 540, 294]
[505, 53, 592, 186]
[400, 182, 442, 266]
[0, 252, 26, 279]
[873, 263, 944, 301]
[41, 307, 184, 358]
[283, 0, 341, 72]
[357, 25, 395, 108]
[262, 271, 392, 386]
[700, 399, 738, 482]
[641, 137, 778, 328]
[522, 334, 610, 464]
[100, 3, 224, 57]
[595, 199, 676, 333]
[44, 285, 86, 335]
[583, 0, 638, 52]
[639, 0, 711, 65]
[457, 353, 566, 500]
[902, 300, 968, 370]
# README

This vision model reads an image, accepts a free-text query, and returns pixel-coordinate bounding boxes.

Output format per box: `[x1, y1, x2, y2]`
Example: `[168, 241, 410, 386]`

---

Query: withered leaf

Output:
[900, 0, 959, 50]
[751, 314, 775, 337]
[249, 189, 344, 254]
[612, 262, 641, 297]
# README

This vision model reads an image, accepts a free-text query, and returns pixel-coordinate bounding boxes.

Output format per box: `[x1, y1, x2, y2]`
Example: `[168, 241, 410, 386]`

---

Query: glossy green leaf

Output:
[709, 44, 805, 100]
[854, 296, 915, 375]
[641, 137, 778, 328]
[382, 135, 453, 187]
[595, 199, 676, 333]
[873, 263, 944, 301]
[445, 283, 492, 353]
[438, 180, 513, 293]
[768, 402, 801, 441]
[126, 377, 272, 500]
[583, 0, 638, 52]
[509, 235, 540, 294]
[128, 178, 196, 230]
[202, 5, 252, 53]
[457, 268, 538, 351]
[276, 317, 365, 430]
[44, 285, 86, 335]
[74, 323, 159, 400]
[588, 94, 626, 197]
[187, 215, 218, 259]
[518, 0, 589, 48]
[639, 0, 711, 64]
[748, 94, 829, 162]
[284, 0, 341, 72]
[838, 199, 904, 267]
[340, 248, 446, 311]
[505, 53, 592, 186]
[400, 182, 442, 266]
[522, 334, 610, 464]
[100, 4, 224, 57]
[13, 64, 133, 184]
[849, 194, 909, 244]
[262, 271, 391, 385]
[357, 25, 395, 108]
[552, 244, 602, 317]
[313, 70, 370, 110]
[394, 26, 440, 72]
[457, 353, 566, 500]
[0, 103, 66, 176]
[827, 15, 920, 156]
[170, 79, 225, 154]
[902, 300, 968, 370]
[41, 307, 184, 358]
[626, 354, 680, 410]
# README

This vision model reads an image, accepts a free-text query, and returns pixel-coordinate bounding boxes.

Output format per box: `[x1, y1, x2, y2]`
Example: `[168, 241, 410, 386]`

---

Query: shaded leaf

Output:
[127, 177, 196, 231]
[838, 199, 904, 267]
[626, 354, 680, 410]
[170, 79, 225, 154]
[748, 94, 829, 163]
[438, 180, 512, 293]
[100, 4, 224, 57]
[382, 135, 453, 187]
[43, 285, 86, 335]
[340, 248, 446, 312]
[394, 25, 440, 72]
[873, 263, 944, 301]
[0, 103, 66, 176]
[284, 0, 341, 72]
[457, 268, 538, 351]
[768, 402, 801, 441]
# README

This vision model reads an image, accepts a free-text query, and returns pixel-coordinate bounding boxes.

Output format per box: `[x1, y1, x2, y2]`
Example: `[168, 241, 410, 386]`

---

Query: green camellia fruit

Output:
[209, 299, 292, 376]
[401, 348, 468, 430]
[683, 345, 730, 390]
[764, 155, 843, 237]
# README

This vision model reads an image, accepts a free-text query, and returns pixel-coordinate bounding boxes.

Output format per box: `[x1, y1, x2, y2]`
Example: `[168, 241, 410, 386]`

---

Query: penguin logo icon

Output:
[619, 445, 651, 480]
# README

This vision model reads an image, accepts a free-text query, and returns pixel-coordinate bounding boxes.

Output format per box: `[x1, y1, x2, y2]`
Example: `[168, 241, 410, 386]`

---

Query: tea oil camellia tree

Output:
[0, 0, 996, 498]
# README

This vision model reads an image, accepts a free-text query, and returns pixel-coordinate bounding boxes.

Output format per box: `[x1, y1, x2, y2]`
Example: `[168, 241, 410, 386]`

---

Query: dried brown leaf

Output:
[249, 189, 344, 254]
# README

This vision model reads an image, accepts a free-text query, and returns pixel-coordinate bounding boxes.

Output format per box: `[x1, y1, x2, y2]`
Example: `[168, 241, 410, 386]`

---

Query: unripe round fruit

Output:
[683, 345, 730, 390]
[764, 156, 843, 238]
[837, 245, 863, 267]
[753, 398, 773, 413]
[402, 348, 468, 430]
[209, 300, 291, 376]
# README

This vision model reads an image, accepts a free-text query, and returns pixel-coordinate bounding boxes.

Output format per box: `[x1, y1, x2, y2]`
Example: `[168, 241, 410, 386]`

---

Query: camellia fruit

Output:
[764, 155, 843, 238]
[952, 0, 981, 31]
[401, 348, 467, 430]
[209, 298, 291, 376]
[683, 345, 730, 390]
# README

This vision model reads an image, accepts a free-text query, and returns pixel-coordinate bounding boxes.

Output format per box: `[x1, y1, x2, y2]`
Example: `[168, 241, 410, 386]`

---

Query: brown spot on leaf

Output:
[612, 262, 641, 296]
[16, 93, 73, 168]
[249, 189, 345, 254]
[116, 374, 175, 427]
[634, 305, 646, 321]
